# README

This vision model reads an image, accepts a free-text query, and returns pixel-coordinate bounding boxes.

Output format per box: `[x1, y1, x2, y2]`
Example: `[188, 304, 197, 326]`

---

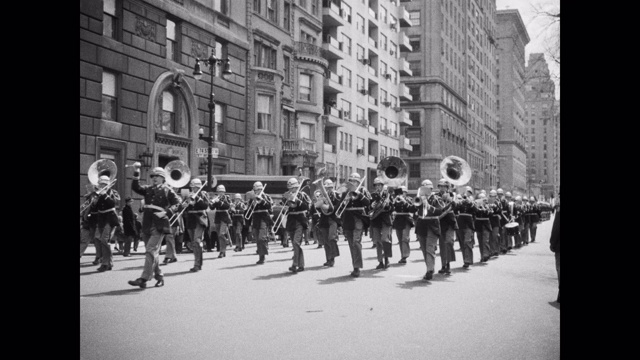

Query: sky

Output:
[496, 0, 560, 99]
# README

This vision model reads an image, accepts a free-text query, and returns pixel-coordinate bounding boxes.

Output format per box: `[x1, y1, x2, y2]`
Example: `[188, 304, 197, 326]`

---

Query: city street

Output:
[80, 216, 560, 360]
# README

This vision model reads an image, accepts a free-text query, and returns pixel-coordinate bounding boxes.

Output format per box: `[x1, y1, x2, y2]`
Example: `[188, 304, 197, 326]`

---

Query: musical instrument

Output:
[245, 183, 268, 220]
[368, 157, 408, 219]
[162, 160, 191, 188]
[440, 155, 472, 186]
[315, 178, 334, 216]
[80, 159, 118, 215]
[272, 178, 309, 233]
[505, 222, 520, 236]
[169, 180, 208, 226]
[335, 175, 367, 218]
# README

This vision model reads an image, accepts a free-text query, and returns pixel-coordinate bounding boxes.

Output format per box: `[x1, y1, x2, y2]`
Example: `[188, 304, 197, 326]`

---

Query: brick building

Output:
[495, 9, 529, 196]
[80, 0, 249, 204]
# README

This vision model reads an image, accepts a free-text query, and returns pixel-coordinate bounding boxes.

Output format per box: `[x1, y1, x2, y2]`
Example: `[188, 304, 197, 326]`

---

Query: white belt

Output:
[346, 207, 366, 211]
[458, 213, 473, 217]
[288, 211, 307, 215]
[144, 205, 165, 212]
[252, 210, 269, 213]
[418, 216, 439, 220]
[393, 212, 413, 216]
[187, 210, 207, 214]
[214, 210, 229, 213]
[97, 208, 116, 214]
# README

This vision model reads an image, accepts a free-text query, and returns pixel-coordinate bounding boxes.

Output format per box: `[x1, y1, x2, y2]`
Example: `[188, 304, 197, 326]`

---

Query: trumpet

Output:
[393, 195, 408, 205]
[245, 183, 268, 220]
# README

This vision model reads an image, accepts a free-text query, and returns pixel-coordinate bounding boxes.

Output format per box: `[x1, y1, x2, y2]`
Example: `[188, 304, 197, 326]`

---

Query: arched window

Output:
[156, 89, 189, 137]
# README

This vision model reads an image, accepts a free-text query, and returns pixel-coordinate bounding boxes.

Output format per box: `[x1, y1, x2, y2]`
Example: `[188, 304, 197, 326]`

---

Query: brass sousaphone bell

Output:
[376, 156, 408, 187]
[439, 155, 471, 186]
[164, 160, 191, 188]
[88, 159, 118, 186]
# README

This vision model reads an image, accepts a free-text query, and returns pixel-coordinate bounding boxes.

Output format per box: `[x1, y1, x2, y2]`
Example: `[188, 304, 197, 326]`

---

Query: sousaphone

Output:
[376, 156, 408, 187]
[440, 155, 471, 186]
[87, 159, 117, 186]
[164, 160, 191, 188]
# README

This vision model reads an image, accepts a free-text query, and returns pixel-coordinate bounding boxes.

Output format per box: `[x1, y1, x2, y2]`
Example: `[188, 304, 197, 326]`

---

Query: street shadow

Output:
[473, 262, 489, 266]
[364, 256, 379, 260]
[396, 279, 432, 289]
[80, 263, 99, 268]
[219, 263, 266, 270]
[449, 266, 470, 274]
[82, 288, 146, 298]
[548, 301, 560, 310]
[80, 270, 101, 276]
[297, 265, 325, 272]
[317, 274, 356, 285]
[163, 270, 193, 278]
[253, 271, 299, 280]
[269, 258, 294, 263]
[115, 265, 145, 271]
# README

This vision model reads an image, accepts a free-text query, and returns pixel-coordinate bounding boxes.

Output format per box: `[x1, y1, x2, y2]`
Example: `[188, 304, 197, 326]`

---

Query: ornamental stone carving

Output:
[257, 71, 275, 83]
[191, 41, 207, 59]
[135, 17, 156, 41]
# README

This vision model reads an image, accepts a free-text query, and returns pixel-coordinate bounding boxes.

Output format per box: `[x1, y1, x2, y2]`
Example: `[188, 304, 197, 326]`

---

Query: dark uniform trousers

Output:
[95, 221, 116, 267]
[475, 219, 492, 260]
[318, 221, 339, 262]
[233, 218, 244, 250]
[395, 224, 411, 259]
[288, 221, 305, 268]
[371, 223, 392, 262]
[253, 220, 269, 256]
[141, 227, 168, 281]
[417, 232, 439, 272]
[187, 224, 206, 269]
[80, 225, 96, 257]
[457, 214, 475, 264]
[344, 217, 364, 269]
[490, 215, 501, 255]
[213, 220, 230, 254]
[438, 228, 456, 264]
[521, 216, 530, 244]
[529, 216, 538, 242]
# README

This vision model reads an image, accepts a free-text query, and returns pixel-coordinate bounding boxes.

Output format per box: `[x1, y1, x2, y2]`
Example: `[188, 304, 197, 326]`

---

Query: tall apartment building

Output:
[495, 9, 529, 196]
[319, 0, 413, 188]
[80, 0, 249, 203]
[400, 0, 498, 191]
[552, 100, 560, 198]
[524, 53, 557, 200]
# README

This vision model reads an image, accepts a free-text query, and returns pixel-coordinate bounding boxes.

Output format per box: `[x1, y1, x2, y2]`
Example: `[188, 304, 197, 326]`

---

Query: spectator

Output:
[122, 197, 138, 257]
[549, 193, 560, 304]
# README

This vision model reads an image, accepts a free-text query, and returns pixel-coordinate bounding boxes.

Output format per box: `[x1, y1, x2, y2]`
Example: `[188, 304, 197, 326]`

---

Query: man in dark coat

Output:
[549, 195, 560, 303]
[122, 197, 138, 257]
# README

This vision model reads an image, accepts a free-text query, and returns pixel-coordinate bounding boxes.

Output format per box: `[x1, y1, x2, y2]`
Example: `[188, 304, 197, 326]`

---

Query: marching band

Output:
[80, 156, 553, 288]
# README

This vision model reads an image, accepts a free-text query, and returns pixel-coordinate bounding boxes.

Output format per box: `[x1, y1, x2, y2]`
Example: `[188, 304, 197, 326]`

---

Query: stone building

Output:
[80, 0, 249, 203]
[495, 9, 529, 196]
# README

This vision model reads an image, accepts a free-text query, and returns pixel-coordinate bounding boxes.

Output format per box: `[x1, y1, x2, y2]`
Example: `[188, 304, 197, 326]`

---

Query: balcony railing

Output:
[324, 142, 337, 153]
[368, 37, 378, 48]
[282, 138, 317, 152]
[295, 41, 326, 59]
[324, 105, 342, 118]
[368, 7, 377, 20]
[323, 34, 343, 51]
[368, 95, 378, 106]
[368, 66, 377, 77]
[368, 125, 378, 134]
[368, 155, 378, 163]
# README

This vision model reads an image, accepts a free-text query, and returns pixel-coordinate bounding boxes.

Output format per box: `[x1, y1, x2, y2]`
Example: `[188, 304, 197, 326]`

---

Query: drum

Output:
[505, 222, 520, 236]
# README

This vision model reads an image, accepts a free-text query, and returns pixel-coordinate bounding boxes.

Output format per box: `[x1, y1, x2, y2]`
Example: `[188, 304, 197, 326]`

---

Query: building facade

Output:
[80, 0, 249, 203]
[400, 0, 498, 192]
[524, 53, 557, 200]
[495, 9, 528, 196]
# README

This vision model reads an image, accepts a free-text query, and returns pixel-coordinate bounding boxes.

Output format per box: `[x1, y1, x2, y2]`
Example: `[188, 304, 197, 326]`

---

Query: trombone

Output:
[80, 159, 118, 215]
[335, 175, 367, 218]
[245, 183, 268, 220]
[272, 179, 308, 233]
[169, 180, 208, 226]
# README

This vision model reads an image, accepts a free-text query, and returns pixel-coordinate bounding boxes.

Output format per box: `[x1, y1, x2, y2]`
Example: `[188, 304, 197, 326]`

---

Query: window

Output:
[380, 89, 388, 103]
[214, 0, 229, 14]
[380, 6, 387, 23]
[312, 0, 318, 16]
[357, 75, 365, 92]
[348, 134, 353, 152]
[390, 95, 397, 108]
[380, 61, 387, 77]
[390, 122, 397, 137]
[340, 131, 345, 150]
[357, 14, 365, 34]
[380, 34, 387, 50]
[326, 162, 335, 178]
[356, 44, 365, 60]
[341, 100, 351, 119]
[409, 35, 420, 52]
[342, 34, 352, 55]
[161, 91, 176, 133]
[256, 94, 273, 131]
[409, 60, 421, 76]
[267, 0, 278, 23]
[300, 30, 317, 44]
[166, 19, 180, 62]
[357, 138, 365, 154]
[390, 15, 397, 30]
[390, 42, 397, 57]
[257, 155, 273, 175]
[408, 85, 421, 100]
[299, 74, 312, 101]
[381, 117, 388, 132]
[103, 0, 117, 39]
[254, 41, 277, 69]
[215, 103, 226, 142]
[284, 2, 290, 30]
[284, 56, 290, 83]
[340, 66, 351, 88]
[102, 71, 117, 121]
[341, 3, 352, 22]
[254, 0, 262, 14]
[357, 106, 365, 122]
[283, 109, 296, 139]
[380, 145, 388, 159]
[299, 122, 315, 140]
[409, 10, 420, 26]
[299, 0, 306, 9]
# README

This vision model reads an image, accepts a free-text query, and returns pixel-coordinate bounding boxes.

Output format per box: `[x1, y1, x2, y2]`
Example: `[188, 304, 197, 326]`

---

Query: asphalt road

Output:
[81, 215, 560, 360]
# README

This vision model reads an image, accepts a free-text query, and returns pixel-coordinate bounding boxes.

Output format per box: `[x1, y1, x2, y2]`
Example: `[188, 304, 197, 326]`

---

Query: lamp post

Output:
[193, 50, 232, 192]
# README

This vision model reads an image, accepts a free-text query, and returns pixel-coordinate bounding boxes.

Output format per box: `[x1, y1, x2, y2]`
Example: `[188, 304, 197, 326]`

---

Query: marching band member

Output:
[340, 173, 371, 277]
[94, 175, 121, 272]
[283, 178, 311, 273]
[248, 181, 273, 264]
[474, 193, 493, 262]
[316, 179, 341, 267]
[527, 196, 542, 242]
[312, 190, 323, 248]
[128, 167, 180, 288]
[455, 186, 476, 268]
[391, 185, 415, 264]
[503, 191, 515, 251]
[183, 178, 210, 272]
[496, 189, 511, 254]
[230, 193, 246, 252]
[210, 185, 232, 258]
[436, 179, 457, 274]
[414, 179, 445, 280]
[488, 190, 502, 258]
[513, 196, 525, 248]
[161, 186, 182, 265]
[80, 184, 101, 263]
[369, 177, 393, 270]
[520, 196, 530, 245]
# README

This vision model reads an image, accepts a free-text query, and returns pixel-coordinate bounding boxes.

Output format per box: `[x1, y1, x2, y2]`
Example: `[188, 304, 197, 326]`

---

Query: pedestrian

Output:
[230, 193, 247, 252]
[496, 189, 511, 253]
[80, 183, 100, 262]
[247, 182, 273, 264]
[122, 197, 138, 257]
[474, 193, 493, 262]
[527, 196, 542, 242]
[134, 213, 142, 251]
[94, 175, 121, 272]
[549, 193, 560, 303]
[128, 167, 180, 288]
[369, 178, 393, 270]
[487, 190, 502, 258]
[311, 191, 323, 248]
[520, 196, 530, 245]
[339, 173, 371, 277]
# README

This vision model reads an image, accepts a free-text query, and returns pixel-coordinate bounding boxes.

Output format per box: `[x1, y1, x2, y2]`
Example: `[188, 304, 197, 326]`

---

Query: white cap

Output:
[216, 185, 226, 192]
[190, 178, 202, 187]
[98, 175, 110, 185]
[421, 179, 433, 188]
[150, 167, 166, 178]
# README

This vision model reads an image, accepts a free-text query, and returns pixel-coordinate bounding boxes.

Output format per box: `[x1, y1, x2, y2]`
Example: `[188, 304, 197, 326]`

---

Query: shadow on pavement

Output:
[82, 288, 146, 297]
[163, 270, 193, 278]
[317, 274, 356, 285]
[449, 267, 471, 274]
[396, 279, 431, 289]
[80, 263, 99, 268]
[253, 271, 298, 280]
[115, 265, 145, 271]
[80, 270, 101, 276]
[548, 301, 560, 310]
[219, 263, 266, 270]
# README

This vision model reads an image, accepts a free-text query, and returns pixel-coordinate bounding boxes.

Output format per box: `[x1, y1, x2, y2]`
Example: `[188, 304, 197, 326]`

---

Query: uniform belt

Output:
[458, 213, 473, 217]
[232, 214, 245, 217]
[187, 210, 207, 214]
[346, 207, 366, 211]
[214, 210, 229, 213]
[97, 208, 116, 214]
[252, 210, 269, 213]
[418, 216, 439, 220]
[288, 211, 307, 215]
[476, 217, 490, 220]
[144, 205, 165, 212]
[393, 212, 413, 216]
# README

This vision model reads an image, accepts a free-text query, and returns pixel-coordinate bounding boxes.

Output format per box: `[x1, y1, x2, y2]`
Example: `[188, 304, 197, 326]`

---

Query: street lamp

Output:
[193, 50, 232, 192]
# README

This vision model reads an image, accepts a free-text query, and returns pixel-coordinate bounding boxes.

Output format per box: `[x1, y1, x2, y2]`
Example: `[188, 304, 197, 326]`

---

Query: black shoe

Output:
[317, 245, 323, 248]
[463, 263, 470, 269]
[218, 253, 225, 258]
[133, 248, 138, 252]
[323, 261, 331, 266]
[443, 264, 451, 275]
[154, 274, 164, 287]
[438, 268, 446, 274]
[398, 258, 407, 264]
[371, 244, 376, 248]
[92, 259, 100, 265]
[384, 257, 389, 269]
[190, 266, 201, 272]
[351, 268, 360, 277]
[423, 271, 434, 281]
[329, 260, 335, 267]
[297, 267, 304, 272]
[128, 278, 147, 288]
[97, 265, 112, 272]
[304, 242, 309, 245]
[123, 254, 131, 257]
[288, 266, 298, 273]
[376, 262, 385, 270]
[256, 260, 264, 264]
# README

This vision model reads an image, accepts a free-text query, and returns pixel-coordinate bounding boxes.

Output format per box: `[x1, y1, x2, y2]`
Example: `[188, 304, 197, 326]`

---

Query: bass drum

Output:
[505, 222, 520, 236]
